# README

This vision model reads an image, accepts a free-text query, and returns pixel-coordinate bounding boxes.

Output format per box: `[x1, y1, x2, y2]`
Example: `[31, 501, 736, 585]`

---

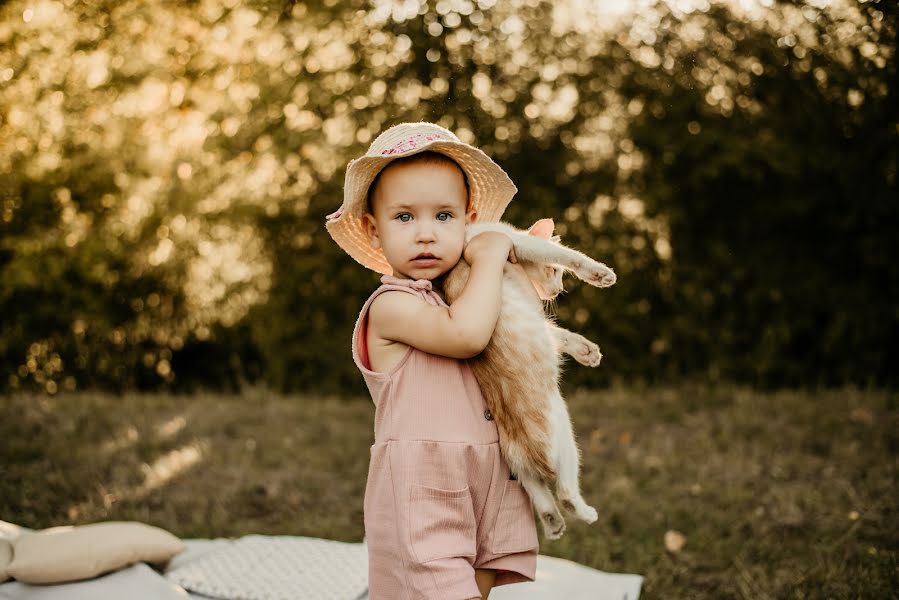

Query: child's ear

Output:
[362, 214, 381, 250]
[465, 209, 477, 224]
[528, 218, 554, 239]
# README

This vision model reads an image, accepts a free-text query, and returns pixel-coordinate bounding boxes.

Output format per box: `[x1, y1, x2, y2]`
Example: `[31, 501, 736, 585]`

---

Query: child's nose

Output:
[415, 223, 436, 243]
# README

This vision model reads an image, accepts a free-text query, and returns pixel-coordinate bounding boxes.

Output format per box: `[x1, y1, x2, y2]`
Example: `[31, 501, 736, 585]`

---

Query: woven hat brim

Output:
[327, 140, 517, 275]
[325, 211, 393, 275]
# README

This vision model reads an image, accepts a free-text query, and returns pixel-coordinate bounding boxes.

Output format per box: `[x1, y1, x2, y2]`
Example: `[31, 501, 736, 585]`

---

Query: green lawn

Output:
[2, 385, 896, 598]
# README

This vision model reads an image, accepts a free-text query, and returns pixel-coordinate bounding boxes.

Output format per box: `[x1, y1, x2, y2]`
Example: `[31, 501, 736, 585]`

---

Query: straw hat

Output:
[325, 121, 517, 275]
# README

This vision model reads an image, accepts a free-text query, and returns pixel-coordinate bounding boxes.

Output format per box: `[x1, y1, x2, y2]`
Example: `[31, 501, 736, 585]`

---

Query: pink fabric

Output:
[353, 276, 538, 599]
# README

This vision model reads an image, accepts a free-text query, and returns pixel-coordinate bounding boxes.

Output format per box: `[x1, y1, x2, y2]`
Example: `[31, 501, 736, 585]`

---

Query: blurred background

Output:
[1, 0, 897, 597]
[1, 0, 895, 396]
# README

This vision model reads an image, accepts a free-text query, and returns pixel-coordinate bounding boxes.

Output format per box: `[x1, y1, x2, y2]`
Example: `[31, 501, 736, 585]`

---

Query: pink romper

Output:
[353, 275, 538, 599]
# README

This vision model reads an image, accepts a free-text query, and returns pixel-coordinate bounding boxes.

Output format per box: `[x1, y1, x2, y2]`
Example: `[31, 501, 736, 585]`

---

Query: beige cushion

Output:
[7, 521, 185, 584]
[0, 538, 12, 582]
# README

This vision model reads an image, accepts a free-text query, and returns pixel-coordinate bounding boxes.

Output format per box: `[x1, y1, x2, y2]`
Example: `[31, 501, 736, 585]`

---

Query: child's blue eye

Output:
[437, 212, 452, 221]
[397, 213, 412, 222]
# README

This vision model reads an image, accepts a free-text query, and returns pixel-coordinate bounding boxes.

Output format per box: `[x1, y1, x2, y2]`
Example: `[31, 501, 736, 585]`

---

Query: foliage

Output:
[0, 0, 895, 394]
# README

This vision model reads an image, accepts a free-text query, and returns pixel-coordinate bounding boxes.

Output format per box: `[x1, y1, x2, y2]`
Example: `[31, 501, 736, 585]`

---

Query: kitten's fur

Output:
[440, 218, 616, 539]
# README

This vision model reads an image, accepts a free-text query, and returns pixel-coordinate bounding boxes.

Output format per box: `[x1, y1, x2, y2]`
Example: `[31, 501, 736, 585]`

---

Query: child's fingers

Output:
[508, 247, 518, 263]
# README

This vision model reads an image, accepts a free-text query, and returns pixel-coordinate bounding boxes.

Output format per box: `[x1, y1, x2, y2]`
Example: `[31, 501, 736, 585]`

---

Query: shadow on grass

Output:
[1, 388, 372, 541]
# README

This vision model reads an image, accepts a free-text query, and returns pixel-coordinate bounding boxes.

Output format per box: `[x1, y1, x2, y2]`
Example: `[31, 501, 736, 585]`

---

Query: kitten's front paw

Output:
[571, 337, 602, 367]
[574, 261, 617, 288]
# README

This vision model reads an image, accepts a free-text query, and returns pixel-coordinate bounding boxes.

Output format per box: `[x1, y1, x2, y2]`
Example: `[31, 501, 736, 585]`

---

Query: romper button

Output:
[484, 409, 494, 421]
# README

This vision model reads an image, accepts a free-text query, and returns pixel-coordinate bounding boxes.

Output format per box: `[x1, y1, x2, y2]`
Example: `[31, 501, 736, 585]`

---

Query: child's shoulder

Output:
[366, 288, 452, 361]
[368, 288, 434, 325]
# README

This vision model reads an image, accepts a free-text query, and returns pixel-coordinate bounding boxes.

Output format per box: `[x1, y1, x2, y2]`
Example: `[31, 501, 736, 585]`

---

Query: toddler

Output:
[326, 122, 538, 600]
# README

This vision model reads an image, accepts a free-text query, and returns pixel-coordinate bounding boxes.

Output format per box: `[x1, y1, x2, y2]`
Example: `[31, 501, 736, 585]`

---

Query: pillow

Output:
[165, 535, 368, 600]
[0, 539, 12, 583]
[7, 521, 185, 584]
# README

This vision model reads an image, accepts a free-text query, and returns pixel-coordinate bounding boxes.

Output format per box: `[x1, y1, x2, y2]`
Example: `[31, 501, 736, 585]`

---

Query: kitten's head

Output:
[523, 218, 565, 300]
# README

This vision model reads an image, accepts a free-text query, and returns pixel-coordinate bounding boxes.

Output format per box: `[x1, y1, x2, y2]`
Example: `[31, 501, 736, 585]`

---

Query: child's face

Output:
[363, 160, 476, 280]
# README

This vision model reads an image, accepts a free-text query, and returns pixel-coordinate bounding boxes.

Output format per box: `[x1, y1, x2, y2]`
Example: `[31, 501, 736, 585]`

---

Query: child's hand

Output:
[463, 231, 517, 265]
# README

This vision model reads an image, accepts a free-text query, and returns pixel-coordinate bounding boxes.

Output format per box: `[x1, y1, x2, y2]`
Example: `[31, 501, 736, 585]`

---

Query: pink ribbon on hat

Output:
[381, 133, 449, 156]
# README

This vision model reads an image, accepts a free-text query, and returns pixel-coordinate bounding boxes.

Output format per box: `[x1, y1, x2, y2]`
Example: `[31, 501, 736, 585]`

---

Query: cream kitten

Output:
[440, 218, 616, 539]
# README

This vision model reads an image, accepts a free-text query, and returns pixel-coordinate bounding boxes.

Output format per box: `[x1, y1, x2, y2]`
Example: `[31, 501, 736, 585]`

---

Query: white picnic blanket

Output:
[166, 536, 369, 600]
[1, 533, 643, 600]
[0, 563, 186, 600]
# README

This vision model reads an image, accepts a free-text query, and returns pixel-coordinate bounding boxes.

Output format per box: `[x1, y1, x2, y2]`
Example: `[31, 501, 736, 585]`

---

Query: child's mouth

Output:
[413, 254, 438, 265]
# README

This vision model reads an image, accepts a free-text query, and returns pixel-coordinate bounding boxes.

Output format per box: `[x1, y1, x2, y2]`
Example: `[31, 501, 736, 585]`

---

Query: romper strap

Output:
[379, 276, 449, 308]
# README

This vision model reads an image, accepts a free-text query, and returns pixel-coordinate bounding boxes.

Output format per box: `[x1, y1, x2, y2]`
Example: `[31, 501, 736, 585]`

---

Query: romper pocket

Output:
[491, 480, 539, 554]
[408, 484, 477, 564]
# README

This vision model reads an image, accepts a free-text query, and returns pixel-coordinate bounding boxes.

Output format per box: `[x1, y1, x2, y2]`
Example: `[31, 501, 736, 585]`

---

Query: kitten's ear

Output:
[528, 218, 555, 240]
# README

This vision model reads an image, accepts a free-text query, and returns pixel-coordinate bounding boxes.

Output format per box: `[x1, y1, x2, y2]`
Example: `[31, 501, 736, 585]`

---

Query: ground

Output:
[2, 385, 896, 598]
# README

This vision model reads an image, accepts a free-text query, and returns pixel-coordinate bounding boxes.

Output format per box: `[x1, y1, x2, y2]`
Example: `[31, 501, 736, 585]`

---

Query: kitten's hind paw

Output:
[540, 511, 567, 540]
[560, 493, 599, 523]
[578, 504, 598, 524]
[573, 260, 617, 288]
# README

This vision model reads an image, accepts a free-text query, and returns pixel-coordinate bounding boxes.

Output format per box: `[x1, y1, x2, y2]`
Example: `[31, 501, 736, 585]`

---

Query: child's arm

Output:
[368, 232, 513, 359]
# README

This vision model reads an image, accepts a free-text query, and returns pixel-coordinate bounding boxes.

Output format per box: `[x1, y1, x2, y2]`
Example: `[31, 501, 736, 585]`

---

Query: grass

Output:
[1, 385, 896, 598]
